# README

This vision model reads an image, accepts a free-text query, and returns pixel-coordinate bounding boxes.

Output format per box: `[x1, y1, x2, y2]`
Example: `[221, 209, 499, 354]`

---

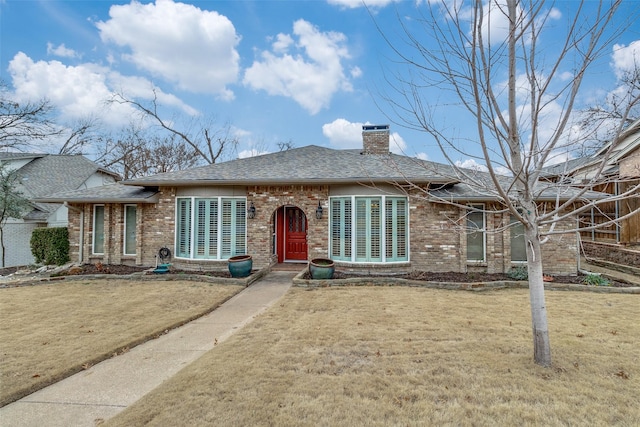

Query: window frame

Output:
[92, 204, 105, 255]
[123, 204, 137, 256]
[510, 214, 527, 263]
[329, 195, 409, 264]
[466, 204, 486, 263]
[175, 197, 247, 260]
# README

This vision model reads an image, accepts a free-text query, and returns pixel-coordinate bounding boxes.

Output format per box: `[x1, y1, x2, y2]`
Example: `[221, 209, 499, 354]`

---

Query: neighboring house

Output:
[0, 153, 120, 267]
[542, 118, 640, 246]
[37, 126, 583, 275]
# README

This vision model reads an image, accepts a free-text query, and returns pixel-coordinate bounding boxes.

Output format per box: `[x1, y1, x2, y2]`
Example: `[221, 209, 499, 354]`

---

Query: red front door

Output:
[282, 207, 307, 261]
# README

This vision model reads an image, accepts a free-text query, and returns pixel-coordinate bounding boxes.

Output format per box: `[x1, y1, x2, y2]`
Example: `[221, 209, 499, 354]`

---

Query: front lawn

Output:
[0, 279, 244, 406]
[106, 287, 639, 426]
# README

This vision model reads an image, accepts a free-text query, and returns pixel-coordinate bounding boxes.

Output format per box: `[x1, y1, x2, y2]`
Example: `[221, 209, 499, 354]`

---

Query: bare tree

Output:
[0, 80, 62, 152]
[277, 139, 295, 152]
[108, 91, 237, 165]
[57, 115, 104, 156]
[577, 62, 640, 155]
[378, 0, 639, 366]
[100, 127, 202, 179]
[0, 163, 31, 267]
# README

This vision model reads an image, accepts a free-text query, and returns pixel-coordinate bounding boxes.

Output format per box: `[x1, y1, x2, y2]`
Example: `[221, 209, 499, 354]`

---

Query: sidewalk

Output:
[0, 271, 295, 427]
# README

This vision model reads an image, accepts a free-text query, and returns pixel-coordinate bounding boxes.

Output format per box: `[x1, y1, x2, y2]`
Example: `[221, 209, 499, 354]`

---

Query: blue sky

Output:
[1, 0, 638, 167]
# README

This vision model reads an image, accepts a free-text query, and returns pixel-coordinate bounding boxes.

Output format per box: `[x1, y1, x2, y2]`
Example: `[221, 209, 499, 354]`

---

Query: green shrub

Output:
[581, 273, 611, 287]
[30, 227, 70, 265]
[508, 265, 528, 280]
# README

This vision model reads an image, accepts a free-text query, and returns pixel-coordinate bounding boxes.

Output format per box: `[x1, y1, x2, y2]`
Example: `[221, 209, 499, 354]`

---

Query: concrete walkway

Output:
[0, 271, 295, 427]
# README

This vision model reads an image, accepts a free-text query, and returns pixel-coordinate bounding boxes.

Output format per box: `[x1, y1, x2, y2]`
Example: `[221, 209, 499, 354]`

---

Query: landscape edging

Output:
[292, 271, 640, 294]
[0, 267, 270, 288]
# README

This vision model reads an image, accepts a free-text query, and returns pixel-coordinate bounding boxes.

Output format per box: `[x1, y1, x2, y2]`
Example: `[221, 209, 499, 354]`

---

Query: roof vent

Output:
[362, 124, 390, 155]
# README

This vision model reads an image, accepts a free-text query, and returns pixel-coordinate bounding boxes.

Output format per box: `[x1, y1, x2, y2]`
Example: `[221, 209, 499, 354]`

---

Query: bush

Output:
[30, 227, 70, 265]
[507, 265, 528, 280]
[581, 273, 611, 287]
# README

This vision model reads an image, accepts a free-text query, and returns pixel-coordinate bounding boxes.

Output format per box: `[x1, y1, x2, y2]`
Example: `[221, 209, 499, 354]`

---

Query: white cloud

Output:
[558, 71, 574, 81]
[389, 132, 407, 154]
[612, 40, 640, 79]
[456, 158, 487, 171]
[322, 118, 408, 154]
[238, 148, 270, 158]
[327, 0, 400, 9]
[243, 19, 357, 115]
[7, 52, 196, 126]
[272, 33, 294, 53]
[548, 7, 562, 20]
[322, 118, 363, 148]
[476, 1, 561, 47]
[455, 158, 511, 175]
[97, 0, 240, 100]
[46, 42, 79, 58]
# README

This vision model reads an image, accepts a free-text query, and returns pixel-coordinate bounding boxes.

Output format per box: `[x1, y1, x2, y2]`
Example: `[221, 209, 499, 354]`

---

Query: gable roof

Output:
[122, 145, 459, 187]
[541, 118, 640, 181]
[2, 154, 121, 217]
[35, 182, 160, 204]
[11, 155, 120, 198]
[0, 152, 45, 161]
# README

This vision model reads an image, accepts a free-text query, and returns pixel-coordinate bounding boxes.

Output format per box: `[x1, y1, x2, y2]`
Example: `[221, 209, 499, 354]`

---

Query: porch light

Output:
[247, 202, 256, 219]
[316, 201, 323, 219]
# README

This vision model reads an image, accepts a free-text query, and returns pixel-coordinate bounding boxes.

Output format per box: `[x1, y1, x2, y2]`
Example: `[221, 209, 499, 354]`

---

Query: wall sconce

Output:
[315, 201, 323, 219]
[247, 202, 256, 219]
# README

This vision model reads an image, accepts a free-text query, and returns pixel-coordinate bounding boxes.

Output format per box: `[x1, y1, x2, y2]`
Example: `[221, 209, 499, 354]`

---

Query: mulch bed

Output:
[57, 264, 233, 278]
[313, 270, 635, 287]
[2, 264, 635, 288]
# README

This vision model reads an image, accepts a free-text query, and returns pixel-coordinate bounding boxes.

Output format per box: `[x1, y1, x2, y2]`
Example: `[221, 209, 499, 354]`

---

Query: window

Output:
[176, 197, 246, 260]
[386, 197, 407, 261]
[466, 205, 485, 262]
[330, 196, 408, 263]
[124, 205, 137, 256]
[93, 205, 105, 254]
[510, 215, 527, 262]
[331, 198, 352, 261]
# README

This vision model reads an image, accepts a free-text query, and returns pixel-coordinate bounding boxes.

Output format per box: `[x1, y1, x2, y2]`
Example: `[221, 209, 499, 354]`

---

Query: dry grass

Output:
[107, 287, 639, 426]
[0, 279, 244, 406]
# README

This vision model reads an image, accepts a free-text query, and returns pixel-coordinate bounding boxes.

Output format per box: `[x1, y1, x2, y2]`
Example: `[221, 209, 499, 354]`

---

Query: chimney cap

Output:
[362, 124, 389, 132]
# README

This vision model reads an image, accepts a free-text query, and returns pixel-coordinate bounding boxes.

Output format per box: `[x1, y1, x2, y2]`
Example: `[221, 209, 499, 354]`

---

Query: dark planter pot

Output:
[228, 255, 253, 278]
[309, 258, 335, 280]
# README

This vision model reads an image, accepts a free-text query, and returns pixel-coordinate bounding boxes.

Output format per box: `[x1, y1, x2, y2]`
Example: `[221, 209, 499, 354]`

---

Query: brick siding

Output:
[67, 187, 578, 275]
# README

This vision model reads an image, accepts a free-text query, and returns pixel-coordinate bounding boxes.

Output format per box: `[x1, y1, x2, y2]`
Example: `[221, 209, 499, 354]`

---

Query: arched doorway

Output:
[274, 205, 308, 263]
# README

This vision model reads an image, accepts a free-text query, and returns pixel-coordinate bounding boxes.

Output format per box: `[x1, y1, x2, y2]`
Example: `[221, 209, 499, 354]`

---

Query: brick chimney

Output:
[362, 124, 390, 155]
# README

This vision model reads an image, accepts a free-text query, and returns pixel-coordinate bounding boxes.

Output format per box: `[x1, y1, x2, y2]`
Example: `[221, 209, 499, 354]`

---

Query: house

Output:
[0, 153, 120, 267]
[36, 126, 581, 275]
[541, 118, 640, 246]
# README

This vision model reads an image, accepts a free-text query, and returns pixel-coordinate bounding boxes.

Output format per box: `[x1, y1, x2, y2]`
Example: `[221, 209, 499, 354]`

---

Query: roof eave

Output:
[122, 177, 455, 187]
[34, 194, 160, 204]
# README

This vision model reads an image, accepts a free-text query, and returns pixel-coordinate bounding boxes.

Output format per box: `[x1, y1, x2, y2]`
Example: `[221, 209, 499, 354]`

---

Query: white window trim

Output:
[123, 204, 137, 256]
[466, 204, 486, 263]
[92, 205, 105, 255]
[329, 195, 410, 264]
[175, 196, 247, 261]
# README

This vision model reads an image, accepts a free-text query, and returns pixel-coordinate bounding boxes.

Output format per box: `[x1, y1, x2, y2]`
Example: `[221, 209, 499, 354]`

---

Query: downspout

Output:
[64, 202, 84, 263]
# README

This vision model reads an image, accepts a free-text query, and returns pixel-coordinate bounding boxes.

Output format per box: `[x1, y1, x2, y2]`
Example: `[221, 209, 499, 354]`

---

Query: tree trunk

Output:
[525, 225, 552, 367]
[0, 227, 5, 267]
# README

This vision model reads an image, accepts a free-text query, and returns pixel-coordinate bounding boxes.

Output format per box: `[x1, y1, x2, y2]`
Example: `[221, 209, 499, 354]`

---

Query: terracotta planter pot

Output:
[309, 258, 335, 279]
[228, 255, 253, 278]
